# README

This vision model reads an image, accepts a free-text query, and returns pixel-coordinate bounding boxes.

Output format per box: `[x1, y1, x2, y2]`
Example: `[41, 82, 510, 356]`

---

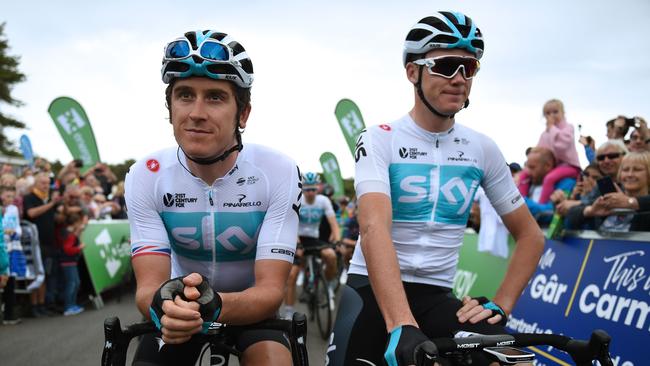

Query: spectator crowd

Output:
[0, 158, 126, 325]
[490, 99, 650, 236]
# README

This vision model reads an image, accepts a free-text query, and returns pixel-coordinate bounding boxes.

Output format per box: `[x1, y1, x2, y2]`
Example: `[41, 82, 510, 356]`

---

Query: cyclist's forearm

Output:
[135, 285, 159, 318]
[132, 255, 172, 318]
[218, 286, 284, 325]
[362, 227, 417, 331]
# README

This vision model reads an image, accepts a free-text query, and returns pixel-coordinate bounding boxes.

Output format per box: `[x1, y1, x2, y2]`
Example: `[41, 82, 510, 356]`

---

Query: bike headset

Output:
[161, 30, 254, 165]
[403, 11, 484, 119]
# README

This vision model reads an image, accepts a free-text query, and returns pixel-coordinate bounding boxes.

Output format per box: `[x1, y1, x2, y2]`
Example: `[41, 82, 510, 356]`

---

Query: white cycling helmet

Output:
[403, 11, 484, 66]
[162, 30, 254, 88]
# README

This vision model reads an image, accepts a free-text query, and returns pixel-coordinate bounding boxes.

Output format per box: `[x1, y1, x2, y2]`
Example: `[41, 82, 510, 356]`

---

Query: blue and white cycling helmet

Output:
[403, 11, 484, 66]
[162, 30, 254, 88]
[302, 172, 321, 186]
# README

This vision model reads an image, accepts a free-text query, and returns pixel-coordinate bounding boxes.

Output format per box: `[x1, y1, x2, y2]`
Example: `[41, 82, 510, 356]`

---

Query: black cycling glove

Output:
[384, 325, 438, 366]
[149, 275, 222, 333]
[473, 296, 508, 326]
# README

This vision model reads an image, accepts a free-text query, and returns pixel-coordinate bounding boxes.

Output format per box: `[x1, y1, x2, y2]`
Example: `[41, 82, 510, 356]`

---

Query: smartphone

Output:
[483, 347, 535, 364]
[597, 176, 617, 195]
[73, 159, 84, 168]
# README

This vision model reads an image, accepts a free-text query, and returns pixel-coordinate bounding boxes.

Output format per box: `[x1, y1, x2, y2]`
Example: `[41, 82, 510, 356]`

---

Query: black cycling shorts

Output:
[293, 236, 330, 265]
[326, 274, 506, 366]
[132, 327, 290, 366]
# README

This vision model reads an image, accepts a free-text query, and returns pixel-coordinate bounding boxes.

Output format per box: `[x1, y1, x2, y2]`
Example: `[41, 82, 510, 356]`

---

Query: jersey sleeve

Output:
[321, 195, 336, 217]
[480, 136, 524, 216]
[255, 160, 301, 264]
[354, 126, 392, 198]
[124, 161, 171, 258]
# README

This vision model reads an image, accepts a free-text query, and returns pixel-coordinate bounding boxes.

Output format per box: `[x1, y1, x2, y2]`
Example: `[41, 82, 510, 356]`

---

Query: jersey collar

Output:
[404, 114, 456, 144]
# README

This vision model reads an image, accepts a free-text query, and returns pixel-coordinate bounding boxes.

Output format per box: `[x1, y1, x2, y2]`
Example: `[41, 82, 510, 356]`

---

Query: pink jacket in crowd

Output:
[537, 119, 581, 168]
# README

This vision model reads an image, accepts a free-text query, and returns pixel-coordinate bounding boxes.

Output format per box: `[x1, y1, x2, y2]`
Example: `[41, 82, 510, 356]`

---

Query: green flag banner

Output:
[319, 152, 345, 198]
[47, 97, 101, 170]
[334, 99, 366, 157]
[80, 220, 131, 296]
[453, 230, 514, 299]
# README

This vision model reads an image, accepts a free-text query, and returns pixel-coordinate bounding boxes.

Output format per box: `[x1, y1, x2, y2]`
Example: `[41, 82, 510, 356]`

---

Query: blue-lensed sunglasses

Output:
[164, 39, 231, 63]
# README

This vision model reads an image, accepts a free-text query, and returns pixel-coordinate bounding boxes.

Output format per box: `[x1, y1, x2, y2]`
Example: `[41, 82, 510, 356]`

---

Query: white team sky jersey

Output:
[349, 114, 524, 288]
[298, 194, 335, 239]
[125, 144, 301, 293]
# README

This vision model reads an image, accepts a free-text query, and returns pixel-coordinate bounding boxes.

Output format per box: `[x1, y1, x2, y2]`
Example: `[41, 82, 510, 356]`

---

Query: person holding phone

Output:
[578, 152, 650, 232]
[552, 163, 603, 216]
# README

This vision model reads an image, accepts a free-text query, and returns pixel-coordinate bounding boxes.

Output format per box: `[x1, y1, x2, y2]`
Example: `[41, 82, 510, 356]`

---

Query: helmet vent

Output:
[239, 58, 254, 74]
[455, 24, 471, 38]
[209, 32, 228, 42]
[471, 39, 484, 50]
[406, 29, 433, 42]
[184, 32, 198, 50]
[432, 34, 459, 45]
[191, 55, 204, 64]
[419, 16, 453, 33]
[165, 61, 190, 73]
[206, 63, 239, 75]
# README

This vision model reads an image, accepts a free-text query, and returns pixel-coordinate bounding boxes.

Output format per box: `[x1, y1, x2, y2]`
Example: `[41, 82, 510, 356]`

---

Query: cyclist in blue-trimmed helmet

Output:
[302, 172, 321, 186]
[326, 11, 544, 366]
[126, 29, 303, 365]
[403, 11, 484, 119]
[162, 30, 254, 166]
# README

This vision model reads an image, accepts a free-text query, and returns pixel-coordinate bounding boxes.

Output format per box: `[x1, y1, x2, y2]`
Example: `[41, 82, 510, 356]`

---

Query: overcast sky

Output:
[3, 0, 649, 178]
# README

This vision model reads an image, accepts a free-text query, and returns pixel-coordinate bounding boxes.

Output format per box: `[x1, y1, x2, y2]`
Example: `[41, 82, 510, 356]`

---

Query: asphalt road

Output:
[0, 288, 331, 365]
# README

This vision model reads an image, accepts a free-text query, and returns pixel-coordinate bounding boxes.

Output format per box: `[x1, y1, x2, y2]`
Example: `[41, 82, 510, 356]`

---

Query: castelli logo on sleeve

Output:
[379, 124, 392, 131]
[146, 159, 160, 172]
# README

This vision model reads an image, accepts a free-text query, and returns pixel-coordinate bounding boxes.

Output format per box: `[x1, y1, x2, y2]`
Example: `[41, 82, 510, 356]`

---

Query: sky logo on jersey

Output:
[299, 207, 325, 224]
[389, 163, 482, 224]
[436, 165, 482, 224]
[160, 211, 264, 262]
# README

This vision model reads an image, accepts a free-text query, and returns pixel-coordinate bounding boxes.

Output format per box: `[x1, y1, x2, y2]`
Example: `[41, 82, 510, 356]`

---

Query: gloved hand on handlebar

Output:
[457, 296, 508, 326]
[150, 273, 222, 340]
[384, 325, 438, 366]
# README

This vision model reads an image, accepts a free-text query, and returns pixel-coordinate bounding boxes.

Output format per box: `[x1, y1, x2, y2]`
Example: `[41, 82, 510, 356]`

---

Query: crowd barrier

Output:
[79, 223, 646, 364]
[454, 230, 648, 366]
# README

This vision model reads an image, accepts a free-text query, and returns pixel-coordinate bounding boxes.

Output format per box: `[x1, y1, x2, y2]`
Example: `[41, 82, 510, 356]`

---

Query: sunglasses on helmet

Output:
[412, 55, 481, 79]
[164, 39, 232, 63]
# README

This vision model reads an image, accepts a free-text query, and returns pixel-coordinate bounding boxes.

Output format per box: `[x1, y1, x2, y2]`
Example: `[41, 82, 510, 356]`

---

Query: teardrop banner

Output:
[334, 98, 366, 158]
[47, 96, 101, 171]
[319, 151, 345, 198]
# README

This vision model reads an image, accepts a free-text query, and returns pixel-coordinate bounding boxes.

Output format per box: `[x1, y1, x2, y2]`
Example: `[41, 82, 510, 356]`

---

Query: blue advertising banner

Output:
[19, 134, 34, 167]
[509, 236, 647, 366]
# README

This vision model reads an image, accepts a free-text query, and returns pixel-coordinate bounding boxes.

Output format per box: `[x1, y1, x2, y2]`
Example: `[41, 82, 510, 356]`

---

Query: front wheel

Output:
[314, 272, 332, 340]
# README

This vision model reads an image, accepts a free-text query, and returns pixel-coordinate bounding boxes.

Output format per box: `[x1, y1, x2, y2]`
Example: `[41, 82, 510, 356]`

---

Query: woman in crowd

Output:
[568, 152, 650, 231]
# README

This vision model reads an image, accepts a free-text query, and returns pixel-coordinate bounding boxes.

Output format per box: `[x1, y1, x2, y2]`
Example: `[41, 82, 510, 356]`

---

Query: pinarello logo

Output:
[146, 159, 160, 172]
[379, 124, 391, 131]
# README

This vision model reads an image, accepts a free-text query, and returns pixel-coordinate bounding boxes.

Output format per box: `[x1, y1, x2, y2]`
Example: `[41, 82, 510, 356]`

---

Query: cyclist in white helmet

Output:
[326, 12, 544, 366]
[125, 30, 301, 365]
[283, 172, 340, 318]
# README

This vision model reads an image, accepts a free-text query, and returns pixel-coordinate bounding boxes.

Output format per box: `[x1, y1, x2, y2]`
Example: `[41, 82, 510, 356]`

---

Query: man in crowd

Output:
[522, 147, 575, 225]
[23, 172, 62, 316]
